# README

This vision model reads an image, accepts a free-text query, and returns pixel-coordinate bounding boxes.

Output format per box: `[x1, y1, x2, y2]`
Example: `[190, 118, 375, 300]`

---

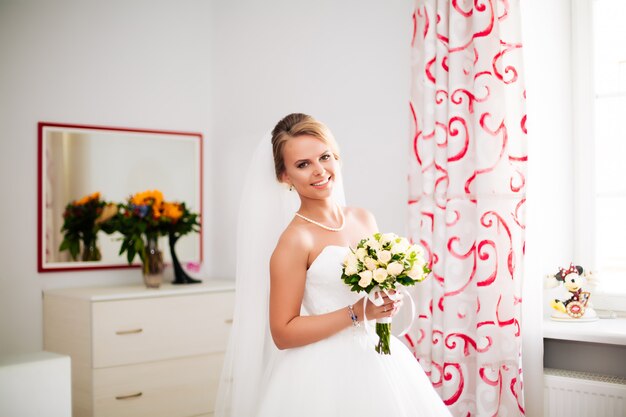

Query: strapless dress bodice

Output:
[301, 245, 361, 316]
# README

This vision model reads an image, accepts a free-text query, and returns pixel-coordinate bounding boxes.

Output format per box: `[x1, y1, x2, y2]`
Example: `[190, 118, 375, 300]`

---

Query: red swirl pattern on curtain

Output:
[406, 1, 526, 416]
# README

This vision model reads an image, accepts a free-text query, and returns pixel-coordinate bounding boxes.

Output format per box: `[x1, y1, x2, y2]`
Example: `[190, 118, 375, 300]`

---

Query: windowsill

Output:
[543, 317, 626, 346]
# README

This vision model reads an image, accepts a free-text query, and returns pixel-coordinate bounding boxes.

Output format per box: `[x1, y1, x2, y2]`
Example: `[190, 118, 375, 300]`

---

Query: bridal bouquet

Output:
[341, 233, 430, 354]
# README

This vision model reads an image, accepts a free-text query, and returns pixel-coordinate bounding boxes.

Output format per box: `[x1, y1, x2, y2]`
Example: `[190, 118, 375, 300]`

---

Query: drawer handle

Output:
[115, 328, 143, 335]
[115, 392, 143, 400]
[225, 319, 233, 324]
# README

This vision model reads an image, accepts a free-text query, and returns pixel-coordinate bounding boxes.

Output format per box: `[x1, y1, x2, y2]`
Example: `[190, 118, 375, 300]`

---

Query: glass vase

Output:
[142, 237, 164, 288]
[81, 236, 102, 262]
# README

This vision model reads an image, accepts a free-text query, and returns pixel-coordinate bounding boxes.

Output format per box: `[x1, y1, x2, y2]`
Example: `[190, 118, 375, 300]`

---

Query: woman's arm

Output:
[268, 217, 399, 350]
[269, 234, 354, 350]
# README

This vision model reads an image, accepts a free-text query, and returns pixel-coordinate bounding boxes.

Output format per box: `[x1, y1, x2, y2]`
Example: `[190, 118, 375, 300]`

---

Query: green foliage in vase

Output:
[59, 192, 117, 260]
[111, 189, 200, 265]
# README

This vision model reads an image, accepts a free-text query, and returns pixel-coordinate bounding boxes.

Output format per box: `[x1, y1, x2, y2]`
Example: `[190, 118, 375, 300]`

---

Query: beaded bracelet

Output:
[347, 304, 360, 327]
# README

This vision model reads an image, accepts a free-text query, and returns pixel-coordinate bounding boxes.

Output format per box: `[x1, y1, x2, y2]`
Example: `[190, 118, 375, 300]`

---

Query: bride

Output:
[215, 113, 452, 417]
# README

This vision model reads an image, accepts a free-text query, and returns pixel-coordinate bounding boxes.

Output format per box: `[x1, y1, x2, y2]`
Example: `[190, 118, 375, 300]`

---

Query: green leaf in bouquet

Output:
[119, 238, 129, 256]
[134, 237, 144, 253]
[127, 246, 136, 264]
[69, 240, 80, 260]
[59, 239, 69, 251]
[397, 276, 416, 286]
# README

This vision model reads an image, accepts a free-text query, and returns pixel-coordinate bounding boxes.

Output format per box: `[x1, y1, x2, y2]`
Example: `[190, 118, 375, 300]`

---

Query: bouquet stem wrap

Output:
[361, 287, 415, 355]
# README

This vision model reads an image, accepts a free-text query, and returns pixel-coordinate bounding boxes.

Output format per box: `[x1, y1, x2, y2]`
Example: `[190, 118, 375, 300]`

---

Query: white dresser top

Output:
[0, 351, 70, 367]
[43, 279, 235, 302]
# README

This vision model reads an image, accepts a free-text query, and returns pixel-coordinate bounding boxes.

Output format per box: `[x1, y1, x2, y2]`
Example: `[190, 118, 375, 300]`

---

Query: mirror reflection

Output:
[38, 123, 202, 272]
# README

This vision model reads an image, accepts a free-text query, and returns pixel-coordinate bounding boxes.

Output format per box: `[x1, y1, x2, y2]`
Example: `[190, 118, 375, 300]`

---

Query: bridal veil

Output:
[214, 133, 346, 417]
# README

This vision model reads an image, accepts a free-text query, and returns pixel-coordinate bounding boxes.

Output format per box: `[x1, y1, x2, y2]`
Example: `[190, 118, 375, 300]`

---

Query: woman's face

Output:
[281, 135, 339, 200]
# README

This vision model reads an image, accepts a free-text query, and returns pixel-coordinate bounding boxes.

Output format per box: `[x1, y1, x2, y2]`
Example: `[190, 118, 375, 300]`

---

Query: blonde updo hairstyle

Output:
[271, 113, 341, 182]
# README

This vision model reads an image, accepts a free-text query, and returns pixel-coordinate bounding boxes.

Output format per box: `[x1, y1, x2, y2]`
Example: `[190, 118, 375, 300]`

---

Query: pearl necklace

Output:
[295, 206, 345, 232]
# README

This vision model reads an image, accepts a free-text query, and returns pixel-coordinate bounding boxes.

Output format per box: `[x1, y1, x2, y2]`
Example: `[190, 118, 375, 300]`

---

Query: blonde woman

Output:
[215, 114, 451, 417]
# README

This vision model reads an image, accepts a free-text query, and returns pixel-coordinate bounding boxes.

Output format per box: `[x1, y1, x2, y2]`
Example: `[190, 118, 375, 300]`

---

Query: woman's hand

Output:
[353, 290, 404, 321]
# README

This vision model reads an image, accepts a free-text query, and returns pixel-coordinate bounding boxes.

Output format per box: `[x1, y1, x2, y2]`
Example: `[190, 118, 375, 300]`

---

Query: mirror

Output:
[38, 122, 203, 272]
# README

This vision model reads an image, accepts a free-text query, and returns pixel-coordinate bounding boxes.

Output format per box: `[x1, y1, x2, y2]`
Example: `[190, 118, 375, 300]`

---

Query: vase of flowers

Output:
[113, 190, 199, 288]
[59, 192, 117, 261]
[113, 190, 169, 288]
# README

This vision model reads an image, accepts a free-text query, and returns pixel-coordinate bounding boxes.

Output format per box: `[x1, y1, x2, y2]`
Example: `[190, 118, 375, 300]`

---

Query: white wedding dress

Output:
[255, 245, 453, 417]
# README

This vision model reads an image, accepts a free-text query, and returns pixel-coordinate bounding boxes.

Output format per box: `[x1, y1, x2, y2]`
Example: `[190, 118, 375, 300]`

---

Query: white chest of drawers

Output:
[43, 280, 235, 417]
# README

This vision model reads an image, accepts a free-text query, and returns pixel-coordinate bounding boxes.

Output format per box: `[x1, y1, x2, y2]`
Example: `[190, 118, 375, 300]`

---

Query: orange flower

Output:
[74, 191, 100, 206]
[131, 189, 163, 209]
[162, 202, 183, 221]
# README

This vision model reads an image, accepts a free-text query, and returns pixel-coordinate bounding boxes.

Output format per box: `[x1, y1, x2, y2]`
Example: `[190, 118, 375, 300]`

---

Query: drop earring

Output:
[289, 184, 294, 192]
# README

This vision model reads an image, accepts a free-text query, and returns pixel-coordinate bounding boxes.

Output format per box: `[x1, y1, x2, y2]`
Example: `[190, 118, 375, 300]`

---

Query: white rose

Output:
[386, 261, 404, 277]
[364, 257, 378, 271]
[407, 266, 424, 280]
[377, 250, 392, 265]
[344, 252, 359, 276]
[355, 247, 367, 261]
[344, 251, 357, 267]
[373, 268, 389, 283]
[358, 270, 373, 287]
[391, 238, 410, 255]
[367, 238, 381, 251]
[410, 244, 424, 257]
[380, 233, 397, 244]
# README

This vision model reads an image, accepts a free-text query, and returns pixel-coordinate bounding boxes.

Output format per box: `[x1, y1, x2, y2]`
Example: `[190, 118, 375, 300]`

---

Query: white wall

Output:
[521, 1, 574, 416]
[0, 0, 412, 353]
[0, 0, 212, 354]
[0, 3, 583, 416]
[208, 0, 413, 277]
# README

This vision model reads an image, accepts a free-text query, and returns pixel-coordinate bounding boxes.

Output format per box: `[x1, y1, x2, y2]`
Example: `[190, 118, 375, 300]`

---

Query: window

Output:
[573, 0, 626, 298]
[592, 0, 626, 294]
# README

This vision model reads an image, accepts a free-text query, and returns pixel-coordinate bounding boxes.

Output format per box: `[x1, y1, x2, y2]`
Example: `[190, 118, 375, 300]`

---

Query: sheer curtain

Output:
[406, 1, 527, 416]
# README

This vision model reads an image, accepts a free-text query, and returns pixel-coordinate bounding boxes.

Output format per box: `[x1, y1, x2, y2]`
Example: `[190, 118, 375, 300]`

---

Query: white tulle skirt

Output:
[256, 326, 452, 417]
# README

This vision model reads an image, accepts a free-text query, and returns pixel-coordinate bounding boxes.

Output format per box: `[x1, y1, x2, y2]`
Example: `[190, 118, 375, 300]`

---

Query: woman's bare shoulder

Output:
[270, 221, 314, 267]
[343, 206, 378, 230]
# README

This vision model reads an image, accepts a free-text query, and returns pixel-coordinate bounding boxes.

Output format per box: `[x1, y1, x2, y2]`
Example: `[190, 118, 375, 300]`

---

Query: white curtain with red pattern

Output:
[405, 1, 527, 416]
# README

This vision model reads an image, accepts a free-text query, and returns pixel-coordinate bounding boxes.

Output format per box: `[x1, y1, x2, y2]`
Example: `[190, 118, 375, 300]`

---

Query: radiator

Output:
[544, 368, 626, 417]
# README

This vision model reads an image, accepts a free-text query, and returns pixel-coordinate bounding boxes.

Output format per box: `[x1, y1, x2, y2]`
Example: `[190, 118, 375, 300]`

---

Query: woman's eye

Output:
[320, 154, 331, 161]
[297, 162, 309, 169]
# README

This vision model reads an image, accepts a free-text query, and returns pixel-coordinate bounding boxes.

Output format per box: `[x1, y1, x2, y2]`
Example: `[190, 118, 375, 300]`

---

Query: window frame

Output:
[572, 0, 626, 309]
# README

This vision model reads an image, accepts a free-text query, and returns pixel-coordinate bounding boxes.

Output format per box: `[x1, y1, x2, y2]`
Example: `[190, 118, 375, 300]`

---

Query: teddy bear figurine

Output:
[544, 263, 598, 321]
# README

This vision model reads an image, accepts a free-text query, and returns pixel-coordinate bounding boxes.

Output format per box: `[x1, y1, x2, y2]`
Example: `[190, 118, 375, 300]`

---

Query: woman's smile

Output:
[311, 175, 332, 188]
